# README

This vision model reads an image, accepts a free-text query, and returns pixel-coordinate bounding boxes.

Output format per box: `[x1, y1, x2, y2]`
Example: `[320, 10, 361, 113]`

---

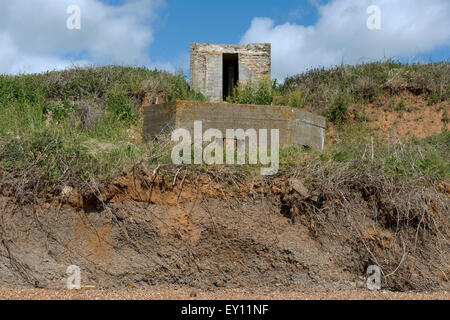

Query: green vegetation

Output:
[395, 99, 406, 111]
[0, 66, 205, 185]
[226, 75, 276, 105]
[226, 60, 449, 126]
[319, 124, 449, 181]
[164, 71, 207, 102]
[272, 122, 449, 182]
[326, 90, 350, 123]
[278, 60, 449, 121]
[0, 62, 448, 190]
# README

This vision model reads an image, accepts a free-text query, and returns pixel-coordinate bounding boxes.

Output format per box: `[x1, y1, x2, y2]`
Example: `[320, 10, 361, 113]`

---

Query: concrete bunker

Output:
[190, 43, 271, 102]
[223, 53, 239, 100]
[143, 101, 326, 152]
[143, 43, 326, 152]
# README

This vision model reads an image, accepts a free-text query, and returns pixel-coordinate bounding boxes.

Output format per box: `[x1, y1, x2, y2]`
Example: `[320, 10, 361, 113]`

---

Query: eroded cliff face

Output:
[0, 165, 448, 291]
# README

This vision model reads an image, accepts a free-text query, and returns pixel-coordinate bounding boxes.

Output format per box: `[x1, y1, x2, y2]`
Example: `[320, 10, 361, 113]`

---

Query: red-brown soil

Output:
[0, 164, 448, 295]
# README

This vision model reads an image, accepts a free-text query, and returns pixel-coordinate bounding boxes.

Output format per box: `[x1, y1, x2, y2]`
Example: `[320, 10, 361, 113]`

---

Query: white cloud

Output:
[240, 0, 450, 79]
[0, 0, 169, 74]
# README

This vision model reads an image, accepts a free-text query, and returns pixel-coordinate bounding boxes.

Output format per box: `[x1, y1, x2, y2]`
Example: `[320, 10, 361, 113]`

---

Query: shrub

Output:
[278, 61, 449, 117]
[428, 91, 442, 105]
[327, 91, 350, 123]
[227, 76, 274, 105]
[41, 99, 75, 122]
[107, 93, 138, 124]
[288, 90, 305, 108]
[352, 107, 369, 122]
[395, 99, 406, 111]
[164, 71, 207, 102]
[75, 100, 105, 131]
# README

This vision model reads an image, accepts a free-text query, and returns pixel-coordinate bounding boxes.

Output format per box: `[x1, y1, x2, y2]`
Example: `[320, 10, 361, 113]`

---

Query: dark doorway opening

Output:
[223, 53, 239, 100]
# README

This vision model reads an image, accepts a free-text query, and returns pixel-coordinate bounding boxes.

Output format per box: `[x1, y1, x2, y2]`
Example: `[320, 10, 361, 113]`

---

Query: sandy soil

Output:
[365, 93, 449, 139]
[1, 163, 448, 295]
[325, 93, 450, 147]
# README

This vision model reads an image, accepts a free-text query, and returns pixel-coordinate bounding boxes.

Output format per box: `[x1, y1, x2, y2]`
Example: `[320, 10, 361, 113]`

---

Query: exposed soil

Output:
[364, 93, 449, 140]
[0, 93, 448, 298]
[326, 93, 449, 146]
[0, 163, 448, 296]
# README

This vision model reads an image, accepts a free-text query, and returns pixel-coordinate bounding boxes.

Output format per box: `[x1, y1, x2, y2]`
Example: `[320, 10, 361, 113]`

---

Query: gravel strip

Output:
[0, 288, 448, 300]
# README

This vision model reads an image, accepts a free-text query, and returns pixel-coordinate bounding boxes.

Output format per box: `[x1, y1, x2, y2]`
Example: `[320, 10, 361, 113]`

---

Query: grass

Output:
[0, 63, 447, 294]
[226, 75, 276, 105]
[226, 60, 449, 125]
[273, 124, 449, 183]
[277, 60, 449, 119]
[0, 62, 448, 191]
[0, 66, 205, 186]
[323, 124, 449, 181]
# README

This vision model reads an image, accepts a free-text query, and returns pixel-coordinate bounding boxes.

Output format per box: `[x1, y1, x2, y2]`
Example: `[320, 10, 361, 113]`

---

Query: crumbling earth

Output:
[0, 164, 448, 298]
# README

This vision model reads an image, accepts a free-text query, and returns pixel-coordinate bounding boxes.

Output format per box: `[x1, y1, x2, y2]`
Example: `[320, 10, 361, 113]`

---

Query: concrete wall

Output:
[293, 110, 327, 151]
[142, 101, 176, 137]
[143, 101, 326, 151]
[190, 43, 271, 102]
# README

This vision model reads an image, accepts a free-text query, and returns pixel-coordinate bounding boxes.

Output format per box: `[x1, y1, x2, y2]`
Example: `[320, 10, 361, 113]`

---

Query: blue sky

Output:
[147, 0, 450, 75]
[0, 0, 449, 78]
[149, 0, 320, 65]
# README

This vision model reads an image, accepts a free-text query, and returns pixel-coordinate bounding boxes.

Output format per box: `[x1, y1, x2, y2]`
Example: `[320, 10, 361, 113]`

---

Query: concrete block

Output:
[190, 43, 271, 102]
[143, 101, 326, 151]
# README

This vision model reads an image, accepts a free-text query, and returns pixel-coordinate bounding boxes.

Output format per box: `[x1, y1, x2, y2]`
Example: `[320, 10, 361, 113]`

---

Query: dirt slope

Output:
[0, 164, 448, 292]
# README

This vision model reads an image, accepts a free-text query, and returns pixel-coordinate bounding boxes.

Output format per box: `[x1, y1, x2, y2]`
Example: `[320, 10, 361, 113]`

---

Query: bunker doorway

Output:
[223, 53, 239, 101]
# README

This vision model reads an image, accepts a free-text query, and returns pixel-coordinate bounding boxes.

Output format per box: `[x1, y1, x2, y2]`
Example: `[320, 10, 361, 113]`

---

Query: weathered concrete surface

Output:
[143, 101, 326, 151]
[142, 101, 176, 138]
[293, 109, 326, 151]
[190, 43, 271, 102]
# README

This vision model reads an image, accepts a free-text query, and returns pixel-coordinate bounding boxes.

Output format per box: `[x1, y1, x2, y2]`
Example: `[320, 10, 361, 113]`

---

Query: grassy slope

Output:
[278, 61, 449, 119]
[0, 62, 448, 191]
[0, 67, 205, 186]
